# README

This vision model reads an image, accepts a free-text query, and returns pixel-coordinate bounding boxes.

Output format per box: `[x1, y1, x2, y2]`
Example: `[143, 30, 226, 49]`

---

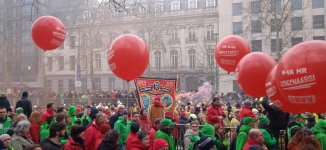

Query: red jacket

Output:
[126, 132, 138, 150]
[239, 106, 256, 121]
[243, 138, 268, 150]
[83, 122, 105, 150]
[64, 137, 84, 150]
[139, 115, 152, 132]
[41, 109, 55, 122]
[148, 128, 157, 150]
[29, 122, 40, 143]
[130, 138, 148, 150]
[206, 105, 225, 126]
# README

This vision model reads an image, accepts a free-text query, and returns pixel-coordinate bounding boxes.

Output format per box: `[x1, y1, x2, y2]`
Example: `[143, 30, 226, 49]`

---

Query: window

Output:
[58, 56, 64, 71]
[206, 0, 216, 7]
[94, 78, 101, 90]
[70, 36, 76, 49]
[271, 18, 280, 32]
[188, 0, 197, 9]
[108, 77, 115, 91]
[208, 49, 215, 66]
[171, 1, 181, 11]
[313, 36, 325, 40]
[233, 22, 243, 34]
[188, 27, 196, 42]
[170, 51, 178, 70]
[206, 25, 215, 40]
[154, 51, 161, 70]
[291, 17, 303, 30]
[68, 79, 75, 91]
[251, 1, 261, 13]
[251, 20, 262, 33]
[291, 0, 302, 10]
[188, 50, 196, 69]
[69, 56, 76, 71]
[95, 54, 101, 69]
[291, 37, 303, 46]
[46, 80, 52, 91]
[82, 78, 87, 91]
[274, 0, 282, 12]
[170, 28, 179, 42]
[312, 0, 324, 8]
[155, 3, 163, 12]
[313, 15, 325, 29]
[271, 39, 282, 53]
[58, 80, 64, 92]
[47, 57, 53, 71]
[233, 3, 242, 16]
[251, 40, 262, 52]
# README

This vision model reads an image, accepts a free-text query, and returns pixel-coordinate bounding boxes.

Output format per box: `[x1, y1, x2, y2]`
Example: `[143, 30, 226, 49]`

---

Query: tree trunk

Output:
[276, 30, 281, 60]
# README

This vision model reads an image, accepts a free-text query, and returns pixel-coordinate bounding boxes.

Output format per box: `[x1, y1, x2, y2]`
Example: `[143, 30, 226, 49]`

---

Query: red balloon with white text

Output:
[31, 16, 66, 51]
[107, 34, 149, 81]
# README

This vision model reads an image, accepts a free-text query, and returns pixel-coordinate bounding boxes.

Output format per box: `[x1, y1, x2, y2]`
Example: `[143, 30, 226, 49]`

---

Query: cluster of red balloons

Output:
[215, 35, 326, 113]
[31, 16, 66, 51]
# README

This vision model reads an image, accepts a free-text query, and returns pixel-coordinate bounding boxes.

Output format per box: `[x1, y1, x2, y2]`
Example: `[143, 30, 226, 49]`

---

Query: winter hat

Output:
[181, 112, 187, 117]
[196, 136, 215, 150]
[243, 100, 253, 107]
[71, 125, 85, 136]
[153, 138, 168, 150]
[200, 123, 215, 136]
[259, 116, 270, 125]
[161, 118, 175, 126]
[68, 105, 77, 116]
[16, 107, 24, 115]
[243, 117, 258, 125]
[0, 134, 11, 141]
[90, 107, 99, 120]
[189, 114, 197, 120]
[22, 91, 28, 98]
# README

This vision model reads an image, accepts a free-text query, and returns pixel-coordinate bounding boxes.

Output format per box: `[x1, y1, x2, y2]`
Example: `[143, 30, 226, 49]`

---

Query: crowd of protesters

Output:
[0, 90, 325, 150]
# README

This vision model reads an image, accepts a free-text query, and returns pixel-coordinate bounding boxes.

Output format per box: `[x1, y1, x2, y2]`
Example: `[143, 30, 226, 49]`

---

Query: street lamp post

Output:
[213, 33, 220, 95]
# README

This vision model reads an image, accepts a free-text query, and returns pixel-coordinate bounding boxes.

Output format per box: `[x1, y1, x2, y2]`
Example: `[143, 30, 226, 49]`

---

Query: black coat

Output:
[97, 142, 117, 150]
[40, 138, 62, 150]
[15, 98, 32, 118]
[109, 113, 121, 129]
[0, 96, 11, 112]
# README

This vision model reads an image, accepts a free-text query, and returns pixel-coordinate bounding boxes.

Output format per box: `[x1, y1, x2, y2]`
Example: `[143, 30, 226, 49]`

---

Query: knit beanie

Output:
[200, 123, 215, 136]
[243, 117, 258, 125]
[196, 136, 215, 150]
[16, 107, 24, 115]
[68, 105, 77, 116]
[259, 116, 270, 125]
[153, 138, 168, 150]
[0, 134, 11, 141]
[243, 100, 252, 107]
[90, 107, 99, 120]
[22, 91, 28, 98]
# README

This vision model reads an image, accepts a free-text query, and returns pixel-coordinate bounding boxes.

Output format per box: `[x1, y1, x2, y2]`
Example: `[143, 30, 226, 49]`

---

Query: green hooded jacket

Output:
[200, 123, 219, 150]
[311, 119, 326, 150]
[184, 129, 200, 150]
[39, 122, 50, 141]
[68, 106, 77, 125]
[155, 130, 176, 150]
[260, 128, 277, 148]
[114, 116, 128, 144]
[0, 117, 11, 135]
[236, 125, 254, 150]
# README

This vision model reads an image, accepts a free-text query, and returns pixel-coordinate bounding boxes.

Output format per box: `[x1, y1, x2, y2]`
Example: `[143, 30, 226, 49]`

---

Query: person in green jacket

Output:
[67, 105, 77, 125]
[39, 116, 54, 141]
[184, 121, 200, 150]
[0, 107, 11, 135]
[200, 123, 222, 150]
[155, 118, 176, 150]
[287, 114, 308, 140]
[258, 116, 278, 150]
[114, 109, 128, 150]
[311, 119, 326, 150]
[236, 117, 257, 150]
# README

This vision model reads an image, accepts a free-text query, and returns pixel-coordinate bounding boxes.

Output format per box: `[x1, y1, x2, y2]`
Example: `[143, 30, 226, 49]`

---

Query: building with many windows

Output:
[43, 0, 220, 92]
[217, 0, 326, 93]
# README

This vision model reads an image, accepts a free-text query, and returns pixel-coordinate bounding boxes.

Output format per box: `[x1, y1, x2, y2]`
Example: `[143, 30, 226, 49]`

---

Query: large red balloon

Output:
[107, 34, 149, 81]
[236, 52, 276, 97]
[276, 40, 326, 113]
[215, 35, 251, 73]
[265, 65, 301, 113]
[31, 16, 66, 51]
